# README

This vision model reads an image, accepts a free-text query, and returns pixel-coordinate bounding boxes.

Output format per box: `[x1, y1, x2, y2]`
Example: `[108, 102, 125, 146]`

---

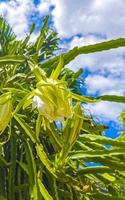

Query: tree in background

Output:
[1, 16, 125, 200]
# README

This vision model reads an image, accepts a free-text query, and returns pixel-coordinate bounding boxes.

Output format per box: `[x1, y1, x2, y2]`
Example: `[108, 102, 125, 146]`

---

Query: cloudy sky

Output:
[0, 0, 125, 136]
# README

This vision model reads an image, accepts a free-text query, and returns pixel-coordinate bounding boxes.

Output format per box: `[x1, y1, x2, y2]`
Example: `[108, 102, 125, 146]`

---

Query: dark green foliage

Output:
[0, 16, 125, 200]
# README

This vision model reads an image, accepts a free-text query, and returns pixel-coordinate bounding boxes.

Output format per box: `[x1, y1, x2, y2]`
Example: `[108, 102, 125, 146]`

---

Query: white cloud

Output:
[85, 75, 125, 95]
[38, 0, 53, 15]
[51, 0, 125, 38]
[69, 35, 104, 48]
[67, 48, 125, 73]
[84, 101, 125, 123]
[0, 0, 35, 38]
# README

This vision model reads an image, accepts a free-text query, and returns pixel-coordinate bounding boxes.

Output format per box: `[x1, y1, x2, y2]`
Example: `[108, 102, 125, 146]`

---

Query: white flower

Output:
[33, 95, 55, 121]
[32, 79, 72, 121]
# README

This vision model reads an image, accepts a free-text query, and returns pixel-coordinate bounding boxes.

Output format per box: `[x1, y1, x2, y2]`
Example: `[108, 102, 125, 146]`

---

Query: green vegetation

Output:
[0, 16, 125, 200]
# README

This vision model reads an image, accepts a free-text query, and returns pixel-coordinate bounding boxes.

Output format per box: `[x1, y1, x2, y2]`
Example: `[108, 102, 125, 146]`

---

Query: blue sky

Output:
[0, 0, 125, 137]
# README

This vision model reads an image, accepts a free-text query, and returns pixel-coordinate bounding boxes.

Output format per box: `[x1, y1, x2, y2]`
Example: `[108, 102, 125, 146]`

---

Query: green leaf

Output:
[77, 166, 112, 175]
[40, 38, 125, 69]
[71, 92, 97, 103]
[29, 23, 35, 35]
[36, 114, 42, 141]
[0, 92, 11, 105]
[46, 124, 62, 152]
[17, 161, 29, 175]
[13, 90, 35, 114]
[84, 157, 125, 171]
[0, 16, 16, 55]
[78, 134, 125, 147]
[70, 148, 125, 159]
[101, 173, 116, 182]
[8, 134, 17, 200]
[97, 95, 125, 103]
[57, 103, 83, 167]
[24, 140, 38, 200]
[38, 175, 53, 200]
[35, 16, 49, 51]
[0, 55, 25, 66]
[72, 93, 125, 104]
[14, 114, 36, 143]
[36, 143, 56, 177]
[78, 38, 125, 54]
[20, 23, 35, 49]
[50, 55, 64, 79]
